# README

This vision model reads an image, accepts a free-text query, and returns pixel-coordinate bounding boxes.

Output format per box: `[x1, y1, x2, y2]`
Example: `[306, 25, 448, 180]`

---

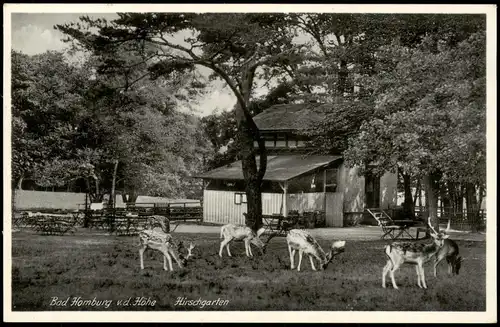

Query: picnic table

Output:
[261, 213, 301, 243]
[110, 214, 149, 236]
[31, 213, 77, 235]
[367, 208, 418, 240]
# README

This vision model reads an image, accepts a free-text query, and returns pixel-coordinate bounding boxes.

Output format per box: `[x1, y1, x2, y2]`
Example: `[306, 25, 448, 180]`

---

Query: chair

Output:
[367, 208, 415, 240]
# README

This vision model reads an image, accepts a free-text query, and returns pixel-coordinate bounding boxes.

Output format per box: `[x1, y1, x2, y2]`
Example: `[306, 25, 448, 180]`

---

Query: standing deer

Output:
[286, 229, 346, 271]
[219, 224, 266, 258]
[382, 217, 449, 289]
[434, 220, 463, 277]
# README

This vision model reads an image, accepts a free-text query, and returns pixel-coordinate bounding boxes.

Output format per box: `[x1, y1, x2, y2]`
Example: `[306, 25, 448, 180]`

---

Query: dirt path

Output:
[172, 224, 486, 242]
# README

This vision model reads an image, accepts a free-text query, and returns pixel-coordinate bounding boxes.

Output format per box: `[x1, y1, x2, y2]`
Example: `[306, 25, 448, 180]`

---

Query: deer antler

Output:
[427, 217, 439, 236]
[446, 218, 451, 233]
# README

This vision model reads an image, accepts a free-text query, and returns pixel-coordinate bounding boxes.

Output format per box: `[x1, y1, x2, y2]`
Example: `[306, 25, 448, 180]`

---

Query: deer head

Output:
[428, 217, 449, 247]
[322, 240, 346, 270]
[186, 242, 196, 259]
[177, 241, 196, 266]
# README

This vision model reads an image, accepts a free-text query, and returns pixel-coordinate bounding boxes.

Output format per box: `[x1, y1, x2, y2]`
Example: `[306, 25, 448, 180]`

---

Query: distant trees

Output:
[11, 49, 212, 203]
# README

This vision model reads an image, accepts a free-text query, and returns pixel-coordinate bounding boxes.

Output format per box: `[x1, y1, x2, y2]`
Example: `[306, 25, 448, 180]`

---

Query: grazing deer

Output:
[286, 229, 346, 271]
[138, 229, 194, 271]
[434, 220, 462, 277]
[382, 217, 449, 289]
[219, 224, 266, 258]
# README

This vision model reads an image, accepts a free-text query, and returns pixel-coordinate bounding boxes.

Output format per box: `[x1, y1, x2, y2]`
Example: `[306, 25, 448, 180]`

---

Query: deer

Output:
[219, 223, 266, 258]
[146, 215, 170, 233]
[434, 219, 463, 277]
[286, 229, 346, 271]
[138, 228, 195, 271]
[382, 217, 449, 289]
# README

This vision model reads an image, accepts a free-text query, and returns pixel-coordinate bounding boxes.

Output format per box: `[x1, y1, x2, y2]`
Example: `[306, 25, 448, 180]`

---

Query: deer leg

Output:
[248, 243, 254, 257]
[297, 250, 304, 271]
[309, 255, 317, 271]
[226, 241, 232, 256]
[163, 254, 169, 271]
[389, 263, 400, 289]
[447, 257, 453, 275]
[219, 238, 230, 257]
[434, 257, 443, 278]
[382, 260, 392, 288]
[420, 265, 427, 289]
[244, 239, 252, 257]
[158, 247, 171, 271]
[288, 245, 295, 269]
[165, 252, 174, 271]
[416, 265, 422, 288]
[139, 246, 147, 270]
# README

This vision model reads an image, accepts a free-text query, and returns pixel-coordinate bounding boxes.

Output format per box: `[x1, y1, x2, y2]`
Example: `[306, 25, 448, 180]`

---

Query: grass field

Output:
[11, 229, 486, 311]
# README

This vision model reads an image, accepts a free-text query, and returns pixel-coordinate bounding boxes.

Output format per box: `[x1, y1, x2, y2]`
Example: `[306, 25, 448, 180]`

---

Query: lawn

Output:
[10, 229, 486, 311]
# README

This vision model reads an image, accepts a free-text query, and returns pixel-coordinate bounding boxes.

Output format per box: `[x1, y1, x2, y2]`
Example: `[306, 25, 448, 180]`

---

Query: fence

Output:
[414, 207, 486, 232]
[13, 201, 203, 236]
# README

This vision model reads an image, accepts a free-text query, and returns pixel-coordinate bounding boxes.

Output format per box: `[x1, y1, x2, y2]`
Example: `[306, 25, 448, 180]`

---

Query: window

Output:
[234, 192, 247, 205]
[265, 140, 275, 148]
[296, 140, 306, 147]
[325, 169, 338, 192]
[276, 134, 287, 148]
[263, 134, 275, 148]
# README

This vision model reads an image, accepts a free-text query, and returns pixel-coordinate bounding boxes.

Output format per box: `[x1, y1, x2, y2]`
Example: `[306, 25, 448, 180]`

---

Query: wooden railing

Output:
[14, 201, 203, 236]
[414, 207, 486, 231]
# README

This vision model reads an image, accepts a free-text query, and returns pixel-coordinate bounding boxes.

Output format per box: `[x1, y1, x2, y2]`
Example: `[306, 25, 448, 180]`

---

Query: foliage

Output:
[344, 31, 486, 187]
[11, 50, 92, 188]
[10, 48, 212, 199]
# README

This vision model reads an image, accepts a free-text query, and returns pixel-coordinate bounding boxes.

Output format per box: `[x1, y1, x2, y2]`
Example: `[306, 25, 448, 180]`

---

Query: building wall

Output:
[287, 192, 325, 212]
[203, 190, 283, 225]
[337, 164, 365, 213]
[203, 190, 331, 225]
[380, 171, 398, 209]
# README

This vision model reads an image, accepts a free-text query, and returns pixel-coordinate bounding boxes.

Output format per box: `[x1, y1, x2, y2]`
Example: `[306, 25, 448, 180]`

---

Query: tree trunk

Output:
[17, 173, 24, 190]
[234, 61, 267, 232]
[109, 160, 119, 209]
[123, 188, 139, 204]
[402, 172, 415, 220]
[440, 182, 452, 222]
[94, 177, 100, 202]
[413, 179, 421, 207]
[465, 183, 479, 232]
[338, 60, 349, 95]
[422, 171, 441, 236]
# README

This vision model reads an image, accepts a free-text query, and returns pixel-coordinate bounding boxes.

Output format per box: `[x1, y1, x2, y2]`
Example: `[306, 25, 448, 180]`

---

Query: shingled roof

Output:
[253, 103, 331, 131]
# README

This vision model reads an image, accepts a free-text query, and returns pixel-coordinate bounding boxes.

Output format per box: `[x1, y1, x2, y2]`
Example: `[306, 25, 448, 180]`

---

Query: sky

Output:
[10, 13, 237, 116]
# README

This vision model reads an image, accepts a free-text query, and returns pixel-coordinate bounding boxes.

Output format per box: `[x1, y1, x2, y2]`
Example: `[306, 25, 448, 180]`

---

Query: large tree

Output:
[344, 31, 486, 231]
[57, 13, 302, 230]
